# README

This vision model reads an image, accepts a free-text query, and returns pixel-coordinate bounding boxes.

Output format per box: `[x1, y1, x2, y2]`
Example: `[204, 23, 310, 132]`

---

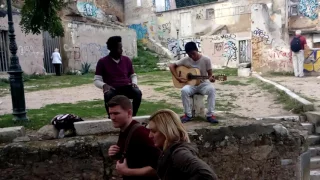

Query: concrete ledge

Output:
[255, 115, 300, 122]
[0, 126, 26, 143]
[74, 116, 151, 136]
[253, 73, 314, 112]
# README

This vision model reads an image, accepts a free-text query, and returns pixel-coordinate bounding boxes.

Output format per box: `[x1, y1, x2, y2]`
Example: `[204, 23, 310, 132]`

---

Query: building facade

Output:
[125, 0, 320, 74]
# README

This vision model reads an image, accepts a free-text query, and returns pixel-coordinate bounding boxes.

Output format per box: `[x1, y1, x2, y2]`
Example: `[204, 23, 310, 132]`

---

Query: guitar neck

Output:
[189, 75, 209, 79]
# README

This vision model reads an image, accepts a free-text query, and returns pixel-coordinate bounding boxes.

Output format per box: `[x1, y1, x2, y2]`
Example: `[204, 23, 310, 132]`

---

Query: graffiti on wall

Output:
[209, 34, 242, 66]
[223, 41, 237, 66]
[128, 23, 148, 40]
[298, 0, 319, 20]
[304, 49, 320, 72]
[18, 45, 44, 58]
[157, 20, 171, 43]
[196, 9, 204, 20]
[77, 2, 105, 20]
[167, 38, 201, 59]
[252, 28, 274, 45]
[64, 43, 109, 65]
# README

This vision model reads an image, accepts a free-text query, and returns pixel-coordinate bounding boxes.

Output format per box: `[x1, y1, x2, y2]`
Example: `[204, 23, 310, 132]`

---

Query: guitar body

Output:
[172, 66, 227, 88]
[172, 66, 201, 88]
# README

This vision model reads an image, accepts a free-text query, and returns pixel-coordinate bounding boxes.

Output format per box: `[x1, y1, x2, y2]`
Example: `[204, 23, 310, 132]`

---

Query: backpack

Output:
[290, 36, 302, 52]
[120, 123, 141, 163]
[51, 114, 84, 138]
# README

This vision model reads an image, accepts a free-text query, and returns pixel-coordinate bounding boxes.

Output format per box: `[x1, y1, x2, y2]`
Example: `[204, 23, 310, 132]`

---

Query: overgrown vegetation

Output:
[221, 80, 249, 86]
[20, 0, 66, 37]
[268, 71, 295, 76]
[132, 41, 162, 73]
[81, 62, 92, 75]
[0, 100, 182, 130]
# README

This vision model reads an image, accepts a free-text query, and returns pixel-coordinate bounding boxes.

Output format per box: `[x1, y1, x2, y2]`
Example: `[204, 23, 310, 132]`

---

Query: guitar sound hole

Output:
[187, 73, 192, 80]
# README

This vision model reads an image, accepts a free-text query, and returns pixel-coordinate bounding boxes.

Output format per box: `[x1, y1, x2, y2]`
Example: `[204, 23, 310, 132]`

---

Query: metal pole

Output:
[6, 0, 28, 121]
[177, 29, 180, 60]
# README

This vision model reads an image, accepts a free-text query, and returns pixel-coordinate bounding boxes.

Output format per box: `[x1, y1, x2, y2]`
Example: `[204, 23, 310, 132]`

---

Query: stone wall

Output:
[0, 14, 45, 74]
[251, 3, 293, 73]
[61, 21, 137, 71]
[0, 121, 308, 180]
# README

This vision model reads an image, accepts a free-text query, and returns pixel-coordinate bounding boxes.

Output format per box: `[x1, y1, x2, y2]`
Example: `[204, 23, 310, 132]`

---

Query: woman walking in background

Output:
[51, 48, 62, 76]
[148, 109, 218, 180]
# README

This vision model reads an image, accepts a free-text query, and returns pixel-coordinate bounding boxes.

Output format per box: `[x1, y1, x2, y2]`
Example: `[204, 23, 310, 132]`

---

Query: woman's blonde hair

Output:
[149, 109, 190, 150]
[54, 48, 59, 52]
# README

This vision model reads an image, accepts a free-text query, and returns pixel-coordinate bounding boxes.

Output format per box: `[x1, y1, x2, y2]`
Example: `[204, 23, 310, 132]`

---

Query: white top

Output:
[51, 52, 62, 64]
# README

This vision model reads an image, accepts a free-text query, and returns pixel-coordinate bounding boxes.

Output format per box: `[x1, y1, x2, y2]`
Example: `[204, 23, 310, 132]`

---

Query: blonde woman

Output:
[51, 48, 62, 76]
[148, 109, 218, 180]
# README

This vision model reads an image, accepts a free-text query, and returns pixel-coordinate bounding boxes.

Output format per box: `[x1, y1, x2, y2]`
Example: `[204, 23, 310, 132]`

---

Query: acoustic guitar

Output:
[172, 66, 227, 88]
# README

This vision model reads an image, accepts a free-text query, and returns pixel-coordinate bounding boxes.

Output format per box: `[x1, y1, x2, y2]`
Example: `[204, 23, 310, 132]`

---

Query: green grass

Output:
[214, 68, 237, 76]
[139, 71, 172, 85]
[154, 86, 172, 92]
[215, 100, 239, 111]
[0, 100, 183, 130]
[0, 73, 94, 96]
[221, 80, 248, 86]
[268, 71, 295, 76]
[132, 41, 162, 73]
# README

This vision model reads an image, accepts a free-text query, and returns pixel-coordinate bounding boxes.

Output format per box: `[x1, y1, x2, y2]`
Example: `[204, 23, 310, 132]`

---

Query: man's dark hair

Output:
[107, 36, 122, 51]
[185, 42, 198, 53]
[108, 95, 132, 111]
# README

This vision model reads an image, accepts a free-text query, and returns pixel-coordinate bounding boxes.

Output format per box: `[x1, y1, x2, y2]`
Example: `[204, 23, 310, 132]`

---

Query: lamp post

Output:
[1, 1, 28, 121]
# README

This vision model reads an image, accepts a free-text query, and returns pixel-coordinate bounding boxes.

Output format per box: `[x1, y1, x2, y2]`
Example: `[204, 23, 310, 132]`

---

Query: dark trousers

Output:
[104, 85, 142, 118]
[53, 64, 61, 76]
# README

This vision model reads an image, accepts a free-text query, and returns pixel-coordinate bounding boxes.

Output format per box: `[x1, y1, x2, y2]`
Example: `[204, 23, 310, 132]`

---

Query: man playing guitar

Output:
[169, 42, 218, 124]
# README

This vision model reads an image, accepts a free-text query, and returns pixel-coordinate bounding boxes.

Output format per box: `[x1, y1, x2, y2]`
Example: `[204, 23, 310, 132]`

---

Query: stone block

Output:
[74, 116, 151, 136]
[74, 116, 150, 136]
[37, 125, 59, 140]
[310, 146, 320, 157]
[297, 150, 310, 180]
[189, 94, 205, 117]
[0, 126, 25, 143]
[306, 112, 320, 127]
[308, 135, 320, 146]
[311, 156, 320, 169]
[238, 68, 251, 77]
[301, 122, 314, 135]
[75, 120, 117, 136]
[311, 169, 320, 180]
[133, 116, 150, 124]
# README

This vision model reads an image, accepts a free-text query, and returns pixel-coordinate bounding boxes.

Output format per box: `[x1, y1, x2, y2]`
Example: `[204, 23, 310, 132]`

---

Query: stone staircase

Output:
[303, 112, 320, 179]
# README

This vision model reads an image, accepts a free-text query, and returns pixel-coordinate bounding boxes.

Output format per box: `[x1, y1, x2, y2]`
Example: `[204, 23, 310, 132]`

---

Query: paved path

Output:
[0, 77, 292, 118]
[266, 76, 320, 110]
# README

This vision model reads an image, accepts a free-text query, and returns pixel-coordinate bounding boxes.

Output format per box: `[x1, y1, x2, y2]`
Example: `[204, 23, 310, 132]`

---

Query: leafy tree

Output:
[19, 0, 66, 37]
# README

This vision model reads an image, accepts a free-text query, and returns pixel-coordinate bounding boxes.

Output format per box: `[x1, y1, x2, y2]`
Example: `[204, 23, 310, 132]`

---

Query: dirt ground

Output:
[266, 76, 320, 110]
[0, 76, 292, 118]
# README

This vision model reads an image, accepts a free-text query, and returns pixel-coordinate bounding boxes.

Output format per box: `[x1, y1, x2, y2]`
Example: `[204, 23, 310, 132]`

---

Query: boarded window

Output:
[290, 5, 298, 16]
[206, 8, 215, 19]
